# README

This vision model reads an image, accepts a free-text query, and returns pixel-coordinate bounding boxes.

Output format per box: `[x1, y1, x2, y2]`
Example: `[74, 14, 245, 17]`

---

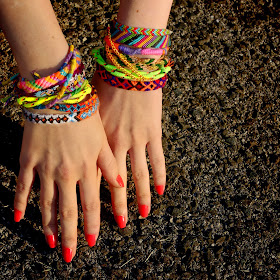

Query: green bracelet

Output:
[92, 48, 171, 81]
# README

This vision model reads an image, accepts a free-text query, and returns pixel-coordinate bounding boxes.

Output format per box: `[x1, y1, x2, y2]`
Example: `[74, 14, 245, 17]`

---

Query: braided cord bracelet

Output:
[17, 81, 92, 108]
[92, 48, 171, 80]
[107, 51, 170, 72]
[105, 44, 147, 81]
[34, 89, 98, 112]
[104, 36, 169, 56]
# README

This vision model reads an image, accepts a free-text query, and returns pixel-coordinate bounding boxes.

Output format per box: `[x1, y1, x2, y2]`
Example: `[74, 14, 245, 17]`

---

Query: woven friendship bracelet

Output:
[91, 21, 173, 93]
[1, 44, 100, 124]
[105, 28, 173, 80]
[111, 30, 171, 49]
[96, 64, 167, 91]
[110, 21, 171, 49]
[1, 45, 85, 108]
[23, 99, 99, 124]
[17, 46, 81, 95]
[112, 20, 172, 36]
[16, 65, 85, 98]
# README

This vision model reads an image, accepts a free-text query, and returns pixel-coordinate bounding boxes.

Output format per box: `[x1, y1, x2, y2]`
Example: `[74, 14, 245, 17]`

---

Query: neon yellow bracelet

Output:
[92, 48, 171, 81]
[17, 81, 92, 108]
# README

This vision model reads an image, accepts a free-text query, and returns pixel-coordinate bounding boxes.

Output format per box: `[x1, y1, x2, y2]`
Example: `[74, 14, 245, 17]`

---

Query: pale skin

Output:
[94, 0, 173, 227]
[0, 0, 173, 263]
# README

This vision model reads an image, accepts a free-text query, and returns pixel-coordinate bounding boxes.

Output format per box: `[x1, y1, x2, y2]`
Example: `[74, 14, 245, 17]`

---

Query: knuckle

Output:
[149, 128, 162, 140]
[113, 201, 127, 211]
[60, 208, 77, 220]
[131, 133, 143, 146]
[37, 161, 53, 178]
[81, 162, 91, 179]
[40, 199, 56, 211]
[14, 197, 26, 209]
[43, 222, 57, 231]
[138, 194, 151, 202]
[106, 156, 117, 172]
[110, 132, 128, 151]
[151, 155, 165, 167]
[62, 236, 76, 245]
[155, 172, 166, 183]
[56, 163, 73, 181]
[16, 181, 29, 194]
[83, 201, 100, 214]
[19, 155, 34, 169]
[134, 169, 147, 181]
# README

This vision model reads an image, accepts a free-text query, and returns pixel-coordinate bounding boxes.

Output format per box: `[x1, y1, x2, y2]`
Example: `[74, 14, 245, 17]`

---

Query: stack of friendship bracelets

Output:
[1, 45, 99, 124]
[92, 20, 173, 91]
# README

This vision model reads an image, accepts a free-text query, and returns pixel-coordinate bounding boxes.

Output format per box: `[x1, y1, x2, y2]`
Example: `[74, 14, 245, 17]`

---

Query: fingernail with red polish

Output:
[62, 247, 73, 263]
[115, 215, 126, 228]
[14, 208, 22, 222]
[139, 205, 149, 218]
[116, 175, 124, 188]
[85, 234, 96, 247]
[46, 234, 57, 248]
[155, 185, 165, 195]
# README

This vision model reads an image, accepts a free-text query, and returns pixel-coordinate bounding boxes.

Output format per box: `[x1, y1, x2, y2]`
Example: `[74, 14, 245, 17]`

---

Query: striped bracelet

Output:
[17, 46, 81, 95]
[111, 20, 171, 49]
[112, 20, 172, 36]
[111, 31, 171, 49]
[16, 64, 85, 98]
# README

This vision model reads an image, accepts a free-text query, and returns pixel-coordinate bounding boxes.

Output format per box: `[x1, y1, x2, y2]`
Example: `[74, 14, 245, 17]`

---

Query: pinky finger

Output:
[14, 167, 35, 222]
[147, 139, 166, 195]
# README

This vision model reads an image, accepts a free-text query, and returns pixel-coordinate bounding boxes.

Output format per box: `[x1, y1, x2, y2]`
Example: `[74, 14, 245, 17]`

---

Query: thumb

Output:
[97, 140, 124, 189]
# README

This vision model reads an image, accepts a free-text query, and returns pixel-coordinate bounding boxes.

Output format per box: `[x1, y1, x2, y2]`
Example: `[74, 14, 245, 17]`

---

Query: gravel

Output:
[0, 0, 279, 279]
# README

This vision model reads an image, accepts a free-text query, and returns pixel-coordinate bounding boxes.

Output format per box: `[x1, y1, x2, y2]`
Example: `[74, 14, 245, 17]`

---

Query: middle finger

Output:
[39, 174, 58, 249]
[129, 146, 151, 218]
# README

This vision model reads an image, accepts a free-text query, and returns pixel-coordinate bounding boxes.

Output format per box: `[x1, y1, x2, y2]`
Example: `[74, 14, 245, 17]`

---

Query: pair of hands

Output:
[14, 75, 166, 262]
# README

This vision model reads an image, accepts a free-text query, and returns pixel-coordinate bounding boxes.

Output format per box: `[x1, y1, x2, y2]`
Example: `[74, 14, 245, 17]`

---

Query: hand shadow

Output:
[0, 114, 48, 254]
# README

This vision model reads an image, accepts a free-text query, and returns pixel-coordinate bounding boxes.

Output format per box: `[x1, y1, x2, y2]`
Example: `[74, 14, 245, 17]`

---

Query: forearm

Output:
[0, 0, 68, 80]
[117, 0, 173, 29]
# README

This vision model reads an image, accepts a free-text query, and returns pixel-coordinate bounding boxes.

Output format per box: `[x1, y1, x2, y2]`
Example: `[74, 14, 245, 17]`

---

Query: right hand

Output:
[14, 111, 124, 262]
